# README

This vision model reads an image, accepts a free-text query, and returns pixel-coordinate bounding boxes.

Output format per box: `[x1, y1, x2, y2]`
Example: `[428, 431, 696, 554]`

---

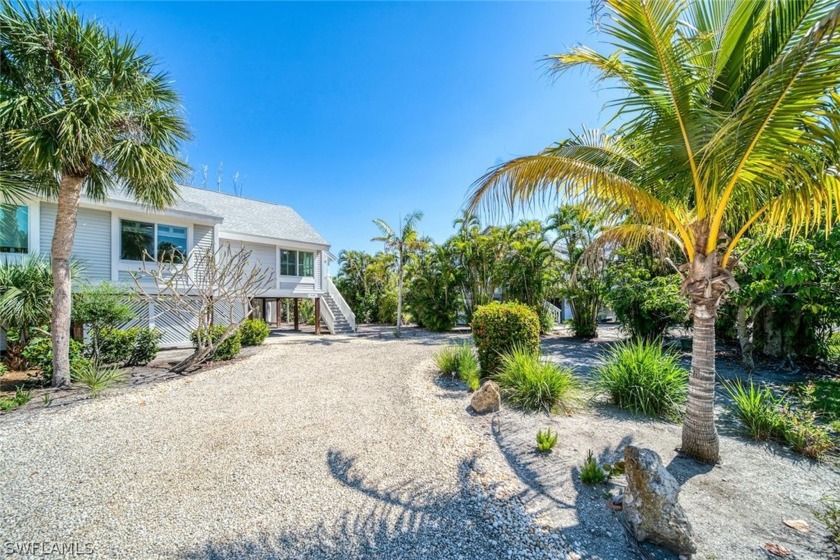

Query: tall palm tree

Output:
[371, 212, 429, 336]
[469, 0, 840, 463]
[0, 2, 189, 386]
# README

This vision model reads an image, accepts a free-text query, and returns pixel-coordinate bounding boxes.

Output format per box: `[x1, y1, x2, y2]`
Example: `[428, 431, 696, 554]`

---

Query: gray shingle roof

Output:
[176, 186, 329, 246]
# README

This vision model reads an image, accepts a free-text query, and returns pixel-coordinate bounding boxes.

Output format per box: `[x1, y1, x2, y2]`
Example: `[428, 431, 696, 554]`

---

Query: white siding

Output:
[221, 240, 276, 292]
[314, 251, 322, 291]
[40, 203, 111, 281]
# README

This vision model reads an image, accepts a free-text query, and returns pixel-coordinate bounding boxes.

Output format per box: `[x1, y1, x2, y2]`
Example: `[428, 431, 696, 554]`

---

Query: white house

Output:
[0, 185, 356, 347]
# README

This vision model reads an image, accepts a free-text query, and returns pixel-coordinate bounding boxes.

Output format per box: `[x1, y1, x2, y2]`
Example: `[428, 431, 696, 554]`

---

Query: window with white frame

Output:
[120, 220, 187, 263]
[0, 205, 28, 254]
[279, 249, 315, 276]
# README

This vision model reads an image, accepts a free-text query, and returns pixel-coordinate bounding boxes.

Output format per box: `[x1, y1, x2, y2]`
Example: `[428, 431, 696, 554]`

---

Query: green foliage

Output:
[725, 380, 837, 460]
[723, 380, 787, 440]
[535, 306, 554, 335]
[0, 362, 6, 376]
[606, 248, 689, 339]
[335, 250, 397, 324]
[71, 362, 126, 398]
[41, 393, 52, 406]
[495, 347, 580, 413]
[434, 342, 480, 391]
[406, 246, 461, 332]
[125, 327, 161, 366]
[472, 302, 541, 376]
[0, 386, 32, 412]
[595, 339, 689, 421]
[536, 428, 558, 453]
[73, 283, 135, 364]
[22, 337, 88, 383]
[579, 450, 607, 485]
[240, 318, 270, 346]
[815, 496, 840, 548]
[190, 326, 242, 361]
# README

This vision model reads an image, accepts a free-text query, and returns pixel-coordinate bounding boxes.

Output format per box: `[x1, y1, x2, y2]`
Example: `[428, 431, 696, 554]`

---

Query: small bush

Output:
[782, 411, 835, 460]
[96, 327, 134, 365]
[240, 318, 270, 346]
[595, 339, 688, 421]
[434, 342, 481, 391]
[536, 428, 558, 453]
[579, 450, 607, 485]
[71, 362, 127, 397]
[495, 347, 580, 413]
[472, 302, 540, 376]
[125, 327, 161, 366]
[22, 337, 89, 383]
[0, 362, 7, 376]
[190, 325, 242, 361]
[0, 386, 32, 412]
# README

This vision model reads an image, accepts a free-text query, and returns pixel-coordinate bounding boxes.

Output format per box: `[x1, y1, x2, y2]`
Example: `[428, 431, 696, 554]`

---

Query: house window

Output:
[280, 249, 297, 276]
[121, 220, 187, 262]
[298, 251, 314, 276]
[0, 205, 28, 254]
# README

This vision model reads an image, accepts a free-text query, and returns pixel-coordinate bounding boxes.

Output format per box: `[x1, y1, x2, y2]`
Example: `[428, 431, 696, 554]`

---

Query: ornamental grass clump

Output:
[595, 339, 688, 421]
[495, 347, 581, 413]
[71, 362, 126, 398]
[579, 450, 607, 485]
[434, 342, 481, 391]
[536, 428, 558, 453]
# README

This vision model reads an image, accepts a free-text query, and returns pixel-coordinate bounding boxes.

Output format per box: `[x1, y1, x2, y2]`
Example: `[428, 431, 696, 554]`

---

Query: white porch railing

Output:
[542, 300, 563, 326]
[326, 276, 356, 332]
[320, 299, 336, 335]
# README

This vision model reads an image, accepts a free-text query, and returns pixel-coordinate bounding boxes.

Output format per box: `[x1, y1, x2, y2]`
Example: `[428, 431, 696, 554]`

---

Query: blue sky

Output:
[78, 1, 609, 255]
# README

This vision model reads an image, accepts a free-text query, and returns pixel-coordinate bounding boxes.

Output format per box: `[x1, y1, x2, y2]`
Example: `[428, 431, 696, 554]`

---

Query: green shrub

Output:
[579, 450, 607, 485]
[0, 386, 32, 412]
[472, 302, 540, 376]
[723, 380, 786, 440]
[434, 342, 481, 391]
[783, 416, 835, 460]
[495, 347, 581, 413]
[22, 337, 89, 383]
[71, 362, 126, 397]
[0, 362, 7, 376]
[536, 306, 554, 335]
[125, 327, 161, 366]
[96, 327, 134, 365]
[536, 428, 558, 453]
[595, 339, 688, 421]
[240, 318, 270, 346]
[190, 325, 242, 361]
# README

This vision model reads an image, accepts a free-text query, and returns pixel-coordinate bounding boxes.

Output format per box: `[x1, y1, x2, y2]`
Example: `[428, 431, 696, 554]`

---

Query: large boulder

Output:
[470, 381, 501, 414]
[623, 445, 696, 555]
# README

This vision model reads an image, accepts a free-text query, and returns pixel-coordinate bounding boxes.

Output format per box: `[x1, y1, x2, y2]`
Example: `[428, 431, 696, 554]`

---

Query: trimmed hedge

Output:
[190, 325, 242, 361]
[240, 318, 270, 346]
[95, 327, 161, 366]
[471, 302, 540, 376]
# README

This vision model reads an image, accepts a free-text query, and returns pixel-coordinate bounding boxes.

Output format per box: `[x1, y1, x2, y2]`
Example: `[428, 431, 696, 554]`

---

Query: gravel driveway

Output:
[0, 332, 574, 559]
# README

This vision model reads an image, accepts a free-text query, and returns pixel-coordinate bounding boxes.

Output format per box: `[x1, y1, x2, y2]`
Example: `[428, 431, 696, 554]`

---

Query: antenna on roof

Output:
[217, 162, 223, 192]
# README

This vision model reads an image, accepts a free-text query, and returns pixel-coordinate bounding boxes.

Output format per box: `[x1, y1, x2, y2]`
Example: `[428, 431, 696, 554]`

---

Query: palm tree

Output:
[371, 212, 429, 336]
[0, 2, 189, 386]
[469, 0, 840, 463]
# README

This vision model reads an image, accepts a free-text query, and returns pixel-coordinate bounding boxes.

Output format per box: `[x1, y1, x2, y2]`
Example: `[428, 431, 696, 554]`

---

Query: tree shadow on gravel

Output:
[181, 450, 571, 560]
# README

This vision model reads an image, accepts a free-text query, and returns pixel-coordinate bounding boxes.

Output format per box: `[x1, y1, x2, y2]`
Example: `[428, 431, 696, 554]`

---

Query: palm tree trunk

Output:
[396, 257, 403, 337]
[681, 254, 723, 463]
[50, 174, 85, 387]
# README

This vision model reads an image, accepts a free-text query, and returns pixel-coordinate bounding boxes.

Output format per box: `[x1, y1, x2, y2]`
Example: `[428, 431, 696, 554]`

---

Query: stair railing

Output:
[326, 277, 356, 332]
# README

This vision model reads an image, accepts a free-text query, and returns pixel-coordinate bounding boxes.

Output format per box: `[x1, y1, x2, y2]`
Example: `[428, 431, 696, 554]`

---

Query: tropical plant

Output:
[469, 0, 840, 463]
[495, 347, 581, 413]
[536, 427, 558, 453]
[71, 362, 126, 398]
[190, 325, 242, 362]
[471, 302, 541, 376]
[595, 339, 689, 421]
[545, 205, 607, 338]
[434, 342, 480, 391]
[405, 245, 461, 332]
[371, 212, 430, 336]
[0, 255, 70, 366]
[0, 385, 31, 411]
[239, 318, 270, 346]
[579, 450, 607, 485]
[0, 1, 190, 386]
[72, 282, 134, 365]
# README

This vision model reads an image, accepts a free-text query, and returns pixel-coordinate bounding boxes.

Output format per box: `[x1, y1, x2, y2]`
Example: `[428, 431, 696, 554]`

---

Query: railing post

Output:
[314, 298, 321, 335]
